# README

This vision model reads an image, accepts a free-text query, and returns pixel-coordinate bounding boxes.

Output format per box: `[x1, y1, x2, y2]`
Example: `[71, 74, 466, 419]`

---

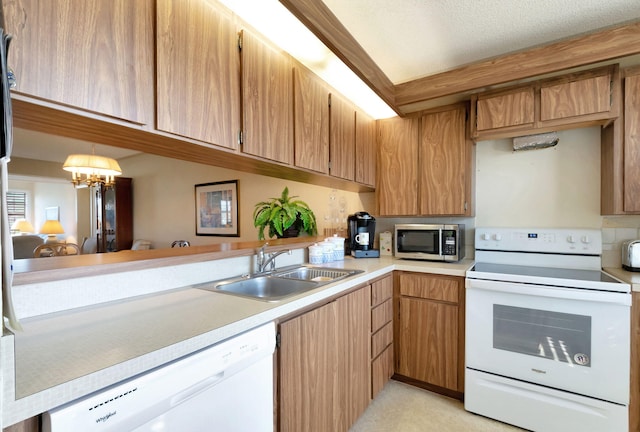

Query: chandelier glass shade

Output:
[63, 154, 122, 187]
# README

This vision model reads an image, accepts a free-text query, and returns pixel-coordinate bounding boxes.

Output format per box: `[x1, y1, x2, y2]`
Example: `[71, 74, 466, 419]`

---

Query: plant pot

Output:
[275, 217, 302, 238]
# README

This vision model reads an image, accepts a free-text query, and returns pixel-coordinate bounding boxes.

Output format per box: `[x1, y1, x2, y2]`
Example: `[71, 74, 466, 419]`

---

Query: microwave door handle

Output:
[438, 228, 443, 256]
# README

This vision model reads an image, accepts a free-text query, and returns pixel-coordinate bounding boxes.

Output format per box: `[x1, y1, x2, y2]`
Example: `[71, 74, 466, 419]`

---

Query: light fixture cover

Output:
[63, 154, 122, 175]
[62, 153, 122, 187]
[11, 219, 34, 233]
[39, 219, 65, 235]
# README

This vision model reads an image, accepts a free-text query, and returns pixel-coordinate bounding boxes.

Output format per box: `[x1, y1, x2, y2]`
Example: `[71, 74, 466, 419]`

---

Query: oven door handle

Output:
[466, 278, 631, 306]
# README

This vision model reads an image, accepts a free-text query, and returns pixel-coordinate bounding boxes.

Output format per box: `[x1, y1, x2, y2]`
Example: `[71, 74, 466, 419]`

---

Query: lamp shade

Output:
[63, 153, 122, 187]
[11, 219, 34, 234]
[39, 219, 65, 235]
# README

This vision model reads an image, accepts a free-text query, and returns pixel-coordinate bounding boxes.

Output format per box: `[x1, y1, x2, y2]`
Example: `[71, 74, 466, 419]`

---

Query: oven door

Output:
[465, 278, 631, 404]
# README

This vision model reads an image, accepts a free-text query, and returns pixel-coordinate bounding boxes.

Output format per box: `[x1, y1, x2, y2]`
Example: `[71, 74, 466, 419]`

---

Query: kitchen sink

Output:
[273, 265, 363, 282]
[196, 265, 363, 302]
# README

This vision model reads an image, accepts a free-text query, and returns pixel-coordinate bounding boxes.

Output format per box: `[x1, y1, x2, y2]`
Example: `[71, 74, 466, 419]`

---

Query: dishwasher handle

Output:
[170, 371, 225, 406]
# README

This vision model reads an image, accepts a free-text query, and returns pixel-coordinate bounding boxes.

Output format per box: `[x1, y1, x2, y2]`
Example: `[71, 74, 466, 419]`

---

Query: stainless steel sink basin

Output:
[195, 275, 319, 302]
[273, 265, 363, 282]
[196, 265, 363, 302]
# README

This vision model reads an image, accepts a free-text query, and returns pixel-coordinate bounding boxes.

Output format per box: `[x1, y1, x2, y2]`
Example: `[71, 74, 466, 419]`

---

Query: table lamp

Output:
[39, 220, 64, 243]
[11, 219, 34, 235]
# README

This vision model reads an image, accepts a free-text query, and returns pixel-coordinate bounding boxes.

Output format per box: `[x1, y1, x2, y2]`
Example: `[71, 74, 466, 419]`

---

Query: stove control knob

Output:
[481, 233, 491, 241]
[581, 235, 591, 244]
[567, 235, 576, 244]
[493, 233, 503, 241]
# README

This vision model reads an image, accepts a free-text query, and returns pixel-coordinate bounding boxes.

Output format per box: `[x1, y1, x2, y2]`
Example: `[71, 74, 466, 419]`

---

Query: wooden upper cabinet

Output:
[355, 109, 376, 187]
[377, 116, 419, 216]
[624, 70, 640, 212]
[475, 87, 535, 131]
[293, 66, 329, 174]
[472, 65, 619, 141]
[540, 69, 612, 122]
[4, 0, 154, 125]
[420, 105, 472, 216]
[329, 92, 356, 180]
[156, 0, 240, 149]
[240, 29, 293, 165]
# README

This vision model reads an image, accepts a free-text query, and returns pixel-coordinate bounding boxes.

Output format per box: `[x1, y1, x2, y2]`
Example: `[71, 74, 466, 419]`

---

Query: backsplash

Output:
[601, 216, 640, 268]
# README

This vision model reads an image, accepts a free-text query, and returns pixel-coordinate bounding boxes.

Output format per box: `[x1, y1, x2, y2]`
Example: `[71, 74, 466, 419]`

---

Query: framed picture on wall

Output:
[45, 206, 59, 221]
[195, 180, 239, 236]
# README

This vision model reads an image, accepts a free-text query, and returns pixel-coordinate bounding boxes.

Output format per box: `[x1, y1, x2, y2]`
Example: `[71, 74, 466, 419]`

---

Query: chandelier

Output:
[62, 153, 122, 188]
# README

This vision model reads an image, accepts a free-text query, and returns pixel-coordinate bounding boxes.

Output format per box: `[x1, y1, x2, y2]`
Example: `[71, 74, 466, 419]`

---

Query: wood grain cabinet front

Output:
[240, 29, 294, 165]
[355, 109, 377, 187]
[156, 0, 240, 149]
[377, 104, 472, 217]
[3, 0, 154, 125]
[278, 286, 370, 432]
[394, 272, 465, 398]
[471, 64, 620, 141]
[329, 92, 356, 181]
[293, 65, 329, 174]
[601, 66, 640, 215]
[370, 275, 394, 398]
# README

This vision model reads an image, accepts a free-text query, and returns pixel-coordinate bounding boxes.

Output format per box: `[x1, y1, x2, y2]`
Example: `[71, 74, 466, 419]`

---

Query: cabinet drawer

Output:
[398, 273, 459, 303]
[372, 321, 393, 359]
[372, 298, 392, 332]
[371, 275, 393, 307]
[372, 344, 394, 398]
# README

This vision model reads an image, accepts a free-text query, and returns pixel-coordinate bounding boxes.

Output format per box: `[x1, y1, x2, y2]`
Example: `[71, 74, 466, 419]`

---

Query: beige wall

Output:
[119, 153, 373, 249]
[474, 126, 602, 229]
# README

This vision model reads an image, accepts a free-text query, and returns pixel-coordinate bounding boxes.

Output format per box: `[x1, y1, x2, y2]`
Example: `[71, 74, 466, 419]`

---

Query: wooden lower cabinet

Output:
[394, 272, 465, 398]
[3, 417, 39, 432]
[278, 286, 370, 432]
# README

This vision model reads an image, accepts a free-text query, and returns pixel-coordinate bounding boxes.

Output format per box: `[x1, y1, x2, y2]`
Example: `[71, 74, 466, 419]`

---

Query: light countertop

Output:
[2, 256, 474, 426]
[603, 266, 640, 292]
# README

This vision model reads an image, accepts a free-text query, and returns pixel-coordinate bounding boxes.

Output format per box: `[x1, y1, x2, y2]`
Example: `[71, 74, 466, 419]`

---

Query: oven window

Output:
[397, 230, 439, 254]
[493, 305, 592, 367]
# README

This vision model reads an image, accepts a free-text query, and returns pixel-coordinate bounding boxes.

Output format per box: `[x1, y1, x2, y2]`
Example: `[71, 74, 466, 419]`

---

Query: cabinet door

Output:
[420, 106, 470, 215]
[396, 297, 458, 390]
[241, 30, 293, 164]
[329, 92, 356, 180]
[157, 0, 240, 149]
[540, 72, 611, 122]
[293, 66, 329, 173]
[279, 301, 338, 432]
[475, 87, 534, 131]
[4, 0, 153, 125]
[624, 73, 640, 212]
[336, 287, 371, 428]
[279, 286, 370, 432]
[377, 117, 419, 216]
[355, 109, 376, 187]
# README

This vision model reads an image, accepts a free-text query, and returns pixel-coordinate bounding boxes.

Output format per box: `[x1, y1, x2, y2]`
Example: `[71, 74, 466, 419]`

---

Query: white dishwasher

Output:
[42, 322, 276, 432]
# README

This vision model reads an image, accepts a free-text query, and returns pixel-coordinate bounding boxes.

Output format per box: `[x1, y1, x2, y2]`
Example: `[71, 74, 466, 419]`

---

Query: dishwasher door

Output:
[42, 322, 275, 432]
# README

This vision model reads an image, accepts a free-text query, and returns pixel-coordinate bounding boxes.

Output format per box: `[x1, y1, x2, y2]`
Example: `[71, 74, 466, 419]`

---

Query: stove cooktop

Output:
[468, 262, 630, 293]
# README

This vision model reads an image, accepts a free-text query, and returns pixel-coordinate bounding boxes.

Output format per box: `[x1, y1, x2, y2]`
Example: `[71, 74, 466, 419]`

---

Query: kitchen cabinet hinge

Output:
[276, 332, 281, 349]
[238, 130, 243, 146]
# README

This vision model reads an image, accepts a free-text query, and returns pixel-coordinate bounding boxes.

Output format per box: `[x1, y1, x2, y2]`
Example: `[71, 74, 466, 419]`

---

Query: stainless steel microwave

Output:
[394, 224, 465, 262]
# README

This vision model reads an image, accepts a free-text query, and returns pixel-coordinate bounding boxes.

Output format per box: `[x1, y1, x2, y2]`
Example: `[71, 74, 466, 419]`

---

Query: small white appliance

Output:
[465, 228, 631, 432]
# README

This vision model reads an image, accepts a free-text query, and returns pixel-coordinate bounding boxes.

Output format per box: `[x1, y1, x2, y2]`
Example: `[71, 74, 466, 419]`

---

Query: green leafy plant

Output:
[253, 187, 318, 240]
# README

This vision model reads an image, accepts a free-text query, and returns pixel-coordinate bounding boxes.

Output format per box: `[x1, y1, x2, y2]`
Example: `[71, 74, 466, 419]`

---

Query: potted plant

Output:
[253, 187, 318, 240]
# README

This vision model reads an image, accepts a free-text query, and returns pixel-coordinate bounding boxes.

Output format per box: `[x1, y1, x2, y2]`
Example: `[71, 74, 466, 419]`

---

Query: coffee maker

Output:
[346, 212, 380, 258]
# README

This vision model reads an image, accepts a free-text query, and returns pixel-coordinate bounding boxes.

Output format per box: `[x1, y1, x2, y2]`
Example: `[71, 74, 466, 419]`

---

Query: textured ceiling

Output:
[321, 0, 640, 84]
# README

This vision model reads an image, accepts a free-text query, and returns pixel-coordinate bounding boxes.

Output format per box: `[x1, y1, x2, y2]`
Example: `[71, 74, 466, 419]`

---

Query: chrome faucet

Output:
[256, 243, 292, 273]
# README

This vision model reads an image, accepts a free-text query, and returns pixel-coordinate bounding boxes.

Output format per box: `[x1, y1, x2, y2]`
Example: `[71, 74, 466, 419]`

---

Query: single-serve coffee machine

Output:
[347, 212, 380, 258]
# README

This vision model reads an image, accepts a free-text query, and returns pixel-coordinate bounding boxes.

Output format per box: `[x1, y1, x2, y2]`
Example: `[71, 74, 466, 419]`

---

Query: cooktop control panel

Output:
[475, 227, 602, 255]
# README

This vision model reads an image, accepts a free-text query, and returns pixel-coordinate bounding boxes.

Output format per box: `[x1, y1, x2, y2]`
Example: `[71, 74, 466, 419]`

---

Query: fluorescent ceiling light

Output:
[215, 0, 396, 119]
